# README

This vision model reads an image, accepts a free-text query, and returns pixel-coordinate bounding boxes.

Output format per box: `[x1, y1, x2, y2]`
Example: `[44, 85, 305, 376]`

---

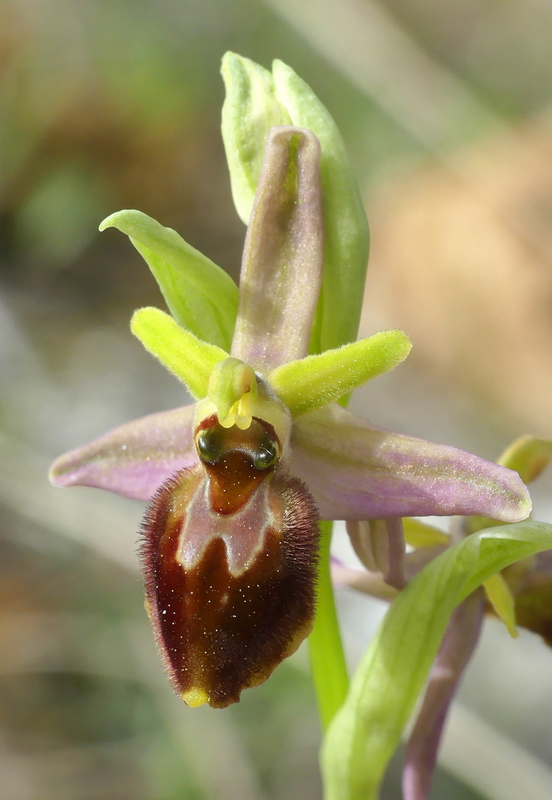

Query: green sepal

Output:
[100, 209, 238, 350]
[269, 329, 411, 417]
[131, 307, 229, 399]
[221, 52, 291, 224]
[272, 60, 370, 354]
[321, 521, 552, 800]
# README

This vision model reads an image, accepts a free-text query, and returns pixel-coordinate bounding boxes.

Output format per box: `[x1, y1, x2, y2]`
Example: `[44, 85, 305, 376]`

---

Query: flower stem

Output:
[308, 520, 349, 730]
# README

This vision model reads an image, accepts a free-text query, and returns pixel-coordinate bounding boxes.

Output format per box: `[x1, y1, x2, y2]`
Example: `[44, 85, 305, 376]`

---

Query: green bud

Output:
[221, 52, 290, 224]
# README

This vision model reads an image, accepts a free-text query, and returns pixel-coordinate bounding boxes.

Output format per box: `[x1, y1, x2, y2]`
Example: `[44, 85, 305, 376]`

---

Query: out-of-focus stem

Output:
[308, 520, 349, 730]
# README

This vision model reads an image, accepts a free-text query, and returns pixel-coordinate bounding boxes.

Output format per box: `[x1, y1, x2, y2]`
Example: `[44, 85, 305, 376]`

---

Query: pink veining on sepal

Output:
[403, 590, 485, 800]
[290, 405, 531, 523]
[49, 404, 197, 500]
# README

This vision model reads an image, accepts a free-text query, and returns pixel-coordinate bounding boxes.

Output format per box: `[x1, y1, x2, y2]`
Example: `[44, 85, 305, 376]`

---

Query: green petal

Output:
[321, 521, 552, 800]
[221, 52, 291, 224]
[269, 329, 411, 416]
[272, 60, 370, 353]
[131, 307, 228, 399]
[100, 209, 238, 350]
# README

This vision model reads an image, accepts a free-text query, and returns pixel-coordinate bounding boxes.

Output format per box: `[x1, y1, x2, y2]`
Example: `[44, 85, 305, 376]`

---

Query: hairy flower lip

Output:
[141, 462, 320, 708]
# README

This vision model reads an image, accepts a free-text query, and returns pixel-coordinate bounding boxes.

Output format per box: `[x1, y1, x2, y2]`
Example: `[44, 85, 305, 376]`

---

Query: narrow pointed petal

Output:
[231, 126, 324, 372]
[403, 591, 484, 800]
[49, 405, 197, 500]
[100, 209, 238, 350]
[131, 307, 229, 398]
[269, 329, 411, 416]
[291, 405, 532, 522]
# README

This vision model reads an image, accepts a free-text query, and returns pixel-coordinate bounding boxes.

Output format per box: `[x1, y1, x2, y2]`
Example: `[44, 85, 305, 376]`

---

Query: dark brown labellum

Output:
[140, 418, 319, 708]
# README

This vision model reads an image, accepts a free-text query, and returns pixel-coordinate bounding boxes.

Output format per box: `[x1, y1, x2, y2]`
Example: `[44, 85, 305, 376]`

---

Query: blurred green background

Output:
[2, 0, 552, 798]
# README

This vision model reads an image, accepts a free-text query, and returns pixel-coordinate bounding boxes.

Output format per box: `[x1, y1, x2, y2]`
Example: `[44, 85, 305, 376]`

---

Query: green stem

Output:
[308, 520, 349, 730]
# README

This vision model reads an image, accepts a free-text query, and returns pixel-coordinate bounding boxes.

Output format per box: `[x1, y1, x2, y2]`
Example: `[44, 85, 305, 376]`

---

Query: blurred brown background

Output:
[1, 1, 552, 798]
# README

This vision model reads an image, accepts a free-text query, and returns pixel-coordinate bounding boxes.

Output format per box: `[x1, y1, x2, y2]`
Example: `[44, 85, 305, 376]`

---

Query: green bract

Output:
[322, 521, 552, 800]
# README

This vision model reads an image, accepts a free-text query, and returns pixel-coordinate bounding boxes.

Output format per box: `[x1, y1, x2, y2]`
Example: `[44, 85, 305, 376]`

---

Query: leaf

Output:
[100, 209, 238, 350]
[321, 521, 552, 800]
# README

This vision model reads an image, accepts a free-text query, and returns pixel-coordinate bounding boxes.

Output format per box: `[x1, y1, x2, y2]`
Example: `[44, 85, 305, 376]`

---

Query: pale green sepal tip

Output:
[130, 307, 229, 400]
[321, 521, 552, 800]
[269, 330, 411, 417]
[100, 209, 238, 351]
[271, 59, 370, 354]
[221, 52, 291, 225]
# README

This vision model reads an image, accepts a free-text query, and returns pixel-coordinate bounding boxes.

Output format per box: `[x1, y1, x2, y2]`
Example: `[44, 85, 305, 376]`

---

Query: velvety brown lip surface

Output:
[140, 465, 320, 708]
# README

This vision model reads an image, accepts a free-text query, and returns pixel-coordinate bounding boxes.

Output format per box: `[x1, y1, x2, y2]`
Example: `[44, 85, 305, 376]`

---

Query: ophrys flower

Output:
[50, 123, 530, 709]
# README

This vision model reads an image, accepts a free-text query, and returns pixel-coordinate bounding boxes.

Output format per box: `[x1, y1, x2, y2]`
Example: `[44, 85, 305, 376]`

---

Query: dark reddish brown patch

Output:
[204, 453, 267, 514]
[195, 416, 282, 514]
[140, 465, 320, 707]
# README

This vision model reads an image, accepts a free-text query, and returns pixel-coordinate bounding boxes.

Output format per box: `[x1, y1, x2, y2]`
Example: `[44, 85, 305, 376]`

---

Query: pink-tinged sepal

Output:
[140, 417, 320, 708]
[49, 404, 197, 500]
[291, 405, 531, 522]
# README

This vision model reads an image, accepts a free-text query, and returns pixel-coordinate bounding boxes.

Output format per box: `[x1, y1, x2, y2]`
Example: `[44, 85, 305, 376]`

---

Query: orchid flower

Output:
[334, 435, 552, 800]
[49, 56, 531, 717]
